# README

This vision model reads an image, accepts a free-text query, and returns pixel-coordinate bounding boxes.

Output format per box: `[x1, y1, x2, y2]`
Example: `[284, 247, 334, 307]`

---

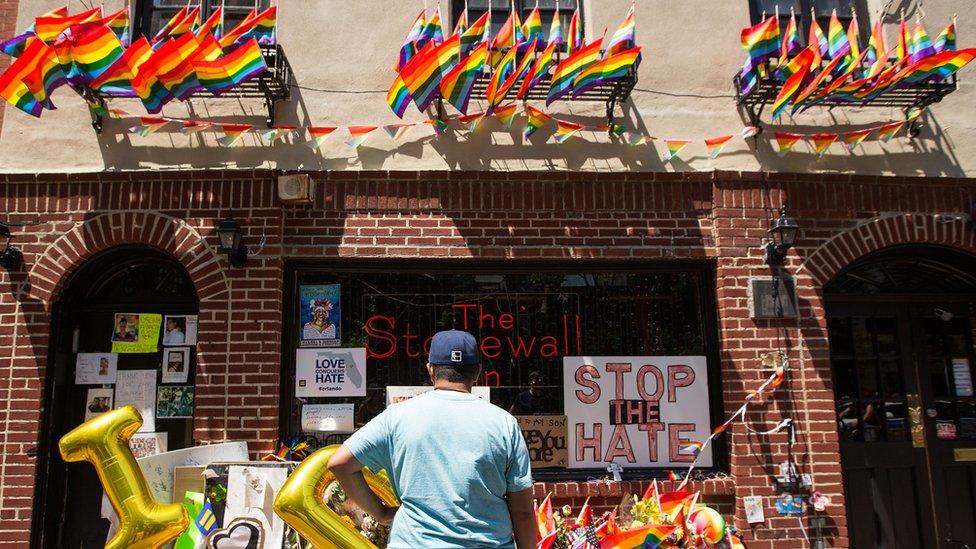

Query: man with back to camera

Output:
[328, 329, 537, 548]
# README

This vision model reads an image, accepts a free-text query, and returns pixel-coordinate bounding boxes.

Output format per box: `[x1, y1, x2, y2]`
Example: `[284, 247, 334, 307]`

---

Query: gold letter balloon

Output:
[274, 444, 399, 549]
[58, 405, 189, 549]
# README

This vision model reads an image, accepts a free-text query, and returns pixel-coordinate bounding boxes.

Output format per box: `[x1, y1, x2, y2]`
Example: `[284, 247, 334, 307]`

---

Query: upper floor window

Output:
[748, 0, 868, 46]
[451, 0, 581, 45]
[134, 0, 270, 40]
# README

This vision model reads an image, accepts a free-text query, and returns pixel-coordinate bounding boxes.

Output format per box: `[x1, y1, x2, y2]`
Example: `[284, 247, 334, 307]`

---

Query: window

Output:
[282, 264, 723, 473]
[748, 0, 868, 47]
[133, 0, 270, 40]
[452, 0, 581, 46]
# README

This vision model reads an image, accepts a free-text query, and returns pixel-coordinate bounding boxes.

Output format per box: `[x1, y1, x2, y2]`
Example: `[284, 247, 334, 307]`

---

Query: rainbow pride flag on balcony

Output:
[195, 38, 268, 95]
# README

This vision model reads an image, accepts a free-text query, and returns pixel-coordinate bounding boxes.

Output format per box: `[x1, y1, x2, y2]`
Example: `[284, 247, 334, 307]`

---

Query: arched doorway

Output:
[825, 245, 976, 549]
[31, 246, 199, 548]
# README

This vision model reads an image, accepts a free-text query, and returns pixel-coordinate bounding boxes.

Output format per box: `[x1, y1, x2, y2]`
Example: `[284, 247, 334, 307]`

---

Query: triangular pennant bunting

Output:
[426, 118, 449, 135]
[180, 120, 212, 135]
[704, 135, 734, 158]
[877, 121, 905, 142]
[741, 126, 760, 139]
[774, 132, 803, 155]
[345, 125, 378, 148]
[627, 133, 650, 146]
[129, 116, 170, 137]
[306, 126, 337, 149]
[811, 133, 838, 156]
[552, 119, 584, 144]
[382, 123, 414, 140]
[664, 139, 691, 160]
[458, 112, 485, 132]
[261, 125, 297, 142]
[842, 129, 873, 152]
[492, 103, 519, 129]
[216, 123, 252, 147]
[523, 106, 552, 140]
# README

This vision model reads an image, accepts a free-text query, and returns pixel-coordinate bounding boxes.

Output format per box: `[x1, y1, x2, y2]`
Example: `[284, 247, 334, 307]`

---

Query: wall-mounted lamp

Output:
[0, 222, 23, 270]
[216, 217, 248, 268]
[765, 206, 800, 265]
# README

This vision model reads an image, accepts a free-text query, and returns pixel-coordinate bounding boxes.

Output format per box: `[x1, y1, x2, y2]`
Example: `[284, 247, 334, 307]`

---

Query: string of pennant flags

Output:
[115, 103, 919, 159]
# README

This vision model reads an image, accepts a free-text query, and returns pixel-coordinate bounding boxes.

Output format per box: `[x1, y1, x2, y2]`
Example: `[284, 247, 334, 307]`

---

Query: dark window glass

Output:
[453, 0, 581, 45]
[136, 0, 270, 39]
[747, 0, 867, 50]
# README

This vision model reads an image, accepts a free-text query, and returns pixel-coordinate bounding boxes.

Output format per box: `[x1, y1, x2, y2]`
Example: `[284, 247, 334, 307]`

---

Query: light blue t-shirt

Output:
[344, 389, 534, 549]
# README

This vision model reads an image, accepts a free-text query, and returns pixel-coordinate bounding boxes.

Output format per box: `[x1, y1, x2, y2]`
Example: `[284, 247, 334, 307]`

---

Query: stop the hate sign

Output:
[563, 356, 712, 469]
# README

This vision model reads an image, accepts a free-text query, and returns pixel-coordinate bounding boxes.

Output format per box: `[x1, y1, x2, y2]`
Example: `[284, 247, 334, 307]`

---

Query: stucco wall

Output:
[0, 0, 973, 175]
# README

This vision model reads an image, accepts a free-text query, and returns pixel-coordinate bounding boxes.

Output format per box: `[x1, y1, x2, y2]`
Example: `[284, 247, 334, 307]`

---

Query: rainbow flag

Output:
[217, 123, 252, 147]
[260, 125, 297, 142]
[492, 10, 524, 56]
[523, 106, 551, 139]
[383, 123, 413, 140]
[493, 103, 518, 128]
[91, 36, 152, 95]
[705, 135, 734, 159]
[460, 12, 489, 55]
[775, 132, 803, 155]
[54, 22, 126, 85]
[129, 116, 170, 137]
[845, 12, 860, 68]
[889, 48, 976, 88]
[426, 117, 449, 135]
[194, 38, 268, 95]
[346, 125, 378, 148]
[548, 5, 563, 46]
[17, 38, 67, 108]
[398, 9, 426, 70]
[536, 494, 556, 538]
[517, 41, 556, 99]
[151, 7, 188, 43]
[770, 46, 815, 120]
[196, 7, 222, 39]
[458, 111, 484, 131]
[522, 7, 544, 46]
[572, 46, 640, 98]
[627, 133, 649, 146]
[742, 126, 760, 139]
[739, 57, 759, 96]
[387, 73, 412, 118]
[217, 8, 258, 49]
[244, 6, 277, 46]
[399, 35, 460, 111]
[453, 9, 468, 36]
[811, 133, 837, 156]
[35, 7, 102, 43]
[547, 37, 603, 105]
[843, 129, 872, 151]
[104, 6, 130, 46]
[180, 120, 212, 134]
[778, 13, 799, 67]
[910, 21, 936, 63]
[827, 10, 850, 60]
[865, 19, 887, 78]
[421, 6, 444, 47]
[741, 16, 780, 66]
[169, 6, 200, 38]
[800, 50, 867, 109]
[792, 54, 844, 111]
[1, 5, 70, 56]
[809, 13, 828, 63]
[897, 17, 909, 61]
[679, 440, 705, 456]
[877, 121, 905, 142]
[567, 9, 582, 54]
[485, 45, 518, 110]
[606, 5, 636, 57]
[488, 39, 536, 112]
[305, 126, 337, 149]
[553, 119, 584, 143]
[439, 41, 487, 114]
[659, 490, 694, 518]
[934, 20, 956, 53]
[664, 139, 691, 160]
[600, 524, 676, 549]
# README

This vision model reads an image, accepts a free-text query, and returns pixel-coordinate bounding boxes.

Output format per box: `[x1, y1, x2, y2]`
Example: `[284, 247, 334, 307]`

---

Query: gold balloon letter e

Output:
[274, 444, 399, 549]
[58, 406, 189, 549]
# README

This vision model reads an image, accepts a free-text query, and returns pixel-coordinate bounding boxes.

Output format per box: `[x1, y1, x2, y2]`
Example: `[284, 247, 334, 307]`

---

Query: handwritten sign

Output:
[516, 415, 567, 468]
[386, 385, 490, 405]
[563, 356, 712, 469]
[115, 370, 157, 433]
[295, 348, 366, 397]
[301, 404, 354, 433]
[111, 313, 162, 354]
[136, 441, 249, 503]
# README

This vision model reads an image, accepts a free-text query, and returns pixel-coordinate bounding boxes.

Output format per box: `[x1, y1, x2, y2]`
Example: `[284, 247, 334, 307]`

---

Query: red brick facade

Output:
[1, 170, 975, 547]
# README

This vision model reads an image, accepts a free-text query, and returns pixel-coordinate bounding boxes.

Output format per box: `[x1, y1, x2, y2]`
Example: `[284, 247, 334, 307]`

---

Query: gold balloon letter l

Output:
[274, 445, 399, 549]
[58, 405, 189, 549]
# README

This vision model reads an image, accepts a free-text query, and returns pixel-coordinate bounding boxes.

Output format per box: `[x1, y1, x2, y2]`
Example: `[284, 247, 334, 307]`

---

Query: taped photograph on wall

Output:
[299, 284, 341, 348]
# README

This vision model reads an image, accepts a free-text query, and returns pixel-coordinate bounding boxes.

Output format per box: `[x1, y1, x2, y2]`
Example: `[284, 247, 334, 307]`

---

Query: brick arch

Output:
[26, 211, 229, 307]
[798, 212, 976, 287]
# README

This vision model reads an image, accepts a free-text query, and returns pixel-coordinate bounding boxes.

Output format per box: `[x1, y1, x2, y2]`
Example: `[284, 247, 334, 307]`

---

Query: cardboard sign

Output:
[115, 369, 157, 432]
[295, 348, 367, 397]
[563, 356, 713, 469]
[517, 415, 568, 468]
[136, 441, 249, 503]
[301, 403, 355, 433]
[111, 313, 162, 354]
[386, 385, 490, 405]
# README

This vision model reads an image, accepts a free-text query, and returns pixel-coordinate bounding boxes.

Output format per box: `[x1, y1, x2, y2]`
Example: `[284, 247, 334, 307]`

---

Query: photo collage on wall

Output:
[77, 312, 199, 458]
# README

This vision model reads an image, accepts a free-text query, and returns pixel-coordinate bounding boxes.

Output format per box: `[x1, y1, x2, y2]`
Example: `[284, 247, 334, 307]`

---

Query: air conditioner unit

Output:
[278, 174, 314, 205]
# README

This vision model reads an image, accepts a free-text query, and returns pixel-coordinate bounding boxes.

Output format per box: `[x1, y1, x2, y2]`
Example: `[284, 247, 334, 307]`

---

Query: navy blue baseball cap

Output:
[429, 330, 480, 366]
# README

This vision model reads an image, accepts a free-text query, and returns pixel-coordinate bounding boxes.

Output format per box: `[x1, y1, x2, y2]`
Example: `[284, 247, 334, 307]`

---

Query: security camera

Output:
[934, 308, 954, 322]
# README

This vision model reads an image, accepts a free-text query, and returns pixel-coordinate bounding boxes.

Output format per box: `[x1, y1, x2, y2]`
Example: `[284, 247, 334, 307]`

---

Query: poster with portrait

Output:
[129, 432, 168, 459]
[157, 386, 195, 418]
[161, 347, 191, 384]
[84, 388, 114, 420]
[299, 284, 341, 348]
[111, 313, 162, 354]
[163, 315, 198, 346]
[75, 352, 118, 385]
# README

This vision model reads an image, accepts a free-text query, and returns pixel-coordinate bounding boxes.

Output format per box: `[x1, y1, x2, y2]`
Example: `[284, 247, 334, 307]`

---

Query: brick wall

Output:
[0, 0, 19, 133]
[1, 170, 975, 547]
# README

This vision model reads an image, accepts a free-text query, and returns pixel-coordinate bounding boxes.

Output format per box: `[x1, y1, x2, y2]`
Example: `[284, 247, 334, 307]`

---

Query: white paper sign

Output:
[161, 347, 191, 384]
[136, 441, 249, 503]
[226, 465, 288, 549]
[75, 353, 118, 385]
[115, 369, 157, 432]
[386, 385, 490, 406]
[301, 404, 355, 433]
[295, 348, 367, 397]
[953, 358, 974, 397]
[563, 356, 713, 469]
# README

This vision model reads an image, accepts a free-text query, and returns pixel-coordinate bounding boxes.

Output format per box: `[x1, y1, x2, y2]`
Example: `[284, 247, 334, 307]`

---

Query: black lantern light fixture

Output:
[0, 221, 23, 270]
[216, 217, 248, 268]
[765, 206, 800, 265]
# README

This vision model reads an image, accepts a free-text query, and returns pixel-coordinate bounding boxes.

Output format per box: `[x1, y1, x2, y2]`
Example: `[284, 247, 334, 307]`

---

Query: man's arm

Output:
[327, 445, 397, 524]
[505, 488, 536, 549]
